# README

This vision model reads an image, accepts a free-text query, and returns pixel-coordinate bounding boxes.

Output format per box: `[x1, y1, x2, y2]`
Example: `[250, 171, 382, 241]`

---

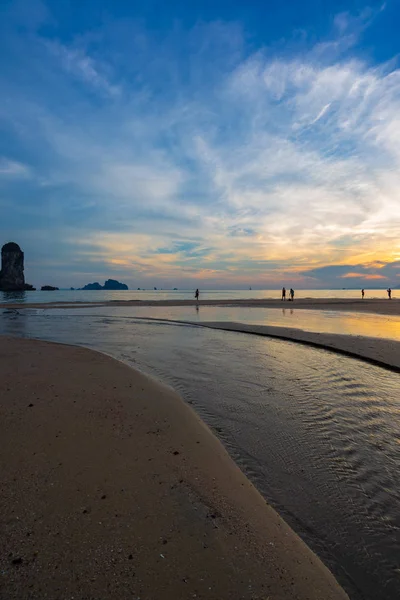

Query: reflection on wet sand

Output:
[43, 304, 400, 342]
[273, 307, 400, 340]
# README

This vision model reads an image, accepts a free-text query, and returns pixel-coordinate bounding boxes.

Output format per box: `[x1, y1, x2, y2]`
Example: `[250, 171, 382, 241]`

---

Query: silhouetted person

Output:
[195, 288, 199, 301]
[281, 287, 286, 301]
[361, 289, 365, 299]
[387, 288, 392, 299]
[290, 288, 294, 301]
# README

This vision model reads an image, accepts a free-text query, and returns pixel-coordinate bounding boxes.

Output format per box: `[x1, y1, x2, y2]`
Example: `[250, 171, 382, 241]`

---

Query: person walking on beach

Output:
[361, 289, 365, 299]
[387, 288, 392, 299]
[195, 288, 199, 302]
[290, 288, 294, 301]
[281, 287, 286, 301]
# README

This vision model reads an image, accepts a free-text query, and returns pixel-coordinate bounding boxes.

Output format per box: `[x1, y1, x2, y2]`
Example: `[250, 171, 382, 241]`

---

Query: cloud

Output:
[313, 4, 386, 59]
[308, 102, 331, 125]
[45, 41, 121, 97]
[0, 158, 30, 178]
[341, 272, 387, 280]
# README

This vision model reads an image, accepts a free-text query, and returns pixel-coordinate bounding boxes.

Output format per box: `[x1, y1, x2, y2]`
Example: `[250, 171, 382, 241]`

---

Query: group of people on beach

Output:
[195, 288, 393, 302]
[281, 287, 294, 301]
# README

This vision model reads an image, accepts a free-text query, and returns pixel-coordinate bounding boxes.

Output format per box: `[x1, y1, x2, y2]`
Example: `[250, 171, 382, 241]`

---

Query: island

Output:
[81, 282, 103, 290]
[80, 279, 128, 291]
[41, 285, 59, 291]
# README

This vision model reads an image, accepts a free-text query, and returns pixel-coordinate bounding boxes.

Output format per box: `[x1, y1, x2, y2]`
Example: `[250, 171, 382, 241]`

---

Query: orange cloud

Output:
[108, 258, 132, 266]
[341, 272, 387, 280]
[363, 261, 386, 269]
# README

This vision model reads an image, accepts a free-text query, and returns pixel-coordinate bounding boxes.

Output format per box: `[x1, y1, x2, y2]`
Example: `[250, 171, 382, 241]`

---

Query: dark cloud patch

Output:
[302, 261, 400, 288]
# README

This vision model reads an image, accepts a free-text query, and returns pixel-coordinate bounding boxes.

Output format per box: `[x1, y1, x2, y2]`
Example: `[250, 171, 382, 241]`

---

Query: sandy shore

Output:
[1, 297, 400, 316]
[0, 336, 348, 600]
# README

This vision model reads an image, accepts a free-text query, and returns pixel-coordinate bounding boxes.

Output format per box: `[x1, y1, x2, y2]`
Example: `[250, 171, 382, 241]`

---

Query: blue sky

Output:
[1, 0, 400, 289]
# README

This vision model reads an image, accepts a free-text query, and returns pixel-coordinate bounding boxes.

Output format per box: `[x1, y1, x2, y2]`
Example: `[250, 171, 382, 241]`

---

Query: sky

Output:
[1, 0, 400, 289]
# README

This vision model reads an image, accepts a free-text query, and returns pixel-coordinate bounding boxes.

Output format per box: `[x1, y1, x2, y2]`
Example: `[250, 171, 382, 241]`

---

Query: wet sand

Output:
[0, 336, 348, 600]
[192, 321, 400, 372]
[1, 297, 400, 316]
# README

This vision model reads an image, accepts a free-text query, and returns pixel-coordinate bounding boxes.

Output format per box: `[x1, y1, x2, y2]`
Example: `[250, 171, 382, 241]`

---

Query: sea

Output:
[0, 287, 395, 304]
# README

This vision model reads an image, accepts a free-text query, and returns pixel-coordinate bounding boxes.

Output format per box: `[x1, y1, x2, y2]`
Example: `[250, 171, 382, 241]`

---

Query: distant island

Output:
[41, 285, 59, 291]
[80, 279, 128, 291]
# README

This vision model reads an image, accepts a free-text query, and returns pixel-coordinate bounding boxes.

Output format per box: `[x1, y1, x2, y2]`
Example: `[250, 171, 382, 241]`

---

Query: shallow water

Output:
[1, 308, 400, 599]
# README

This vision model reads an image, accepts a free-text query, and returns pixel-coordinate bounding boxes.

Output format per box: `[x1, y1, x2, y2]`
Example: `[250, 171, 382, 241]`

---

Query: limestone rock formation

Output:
[0, 242, 35, 291]
[41, 285, 59, 291]
[81, 282, 103, 290]
[0, 242, 34, 291]
[104, 279, 128, 290]
[0, 242, 25, 291]
[80, 279, 128, 290]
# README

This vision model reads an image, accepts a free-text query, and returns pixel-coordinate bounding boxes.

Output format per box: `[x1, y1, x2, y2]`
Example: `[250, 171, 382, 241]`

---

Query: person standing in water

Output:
[195, 288, 199, 302]
[387, 288, 392, 299]
[281, 287, 286, 301]
[290, 288, 294, 301]
[361, 289, 365, 299]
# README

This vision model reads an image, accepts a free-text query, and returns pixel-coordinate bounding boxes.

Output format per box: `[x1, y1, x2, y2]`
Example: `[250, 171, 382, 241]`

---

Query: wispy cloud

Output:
[0, 158, 31, 178]
[45, 41, 121, 97]
[341, 272, 387, 280]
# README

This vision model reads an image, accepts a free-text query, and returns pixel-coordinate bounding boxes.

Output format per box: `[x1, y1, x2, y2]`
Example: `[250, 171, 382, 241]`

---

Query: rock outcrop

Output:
[0, 242, 35, 291]
[104, 279, 128, 290]
[80, 279, 128, 291]
[81, 282, 103, 290]
[41, 286, 59, 291]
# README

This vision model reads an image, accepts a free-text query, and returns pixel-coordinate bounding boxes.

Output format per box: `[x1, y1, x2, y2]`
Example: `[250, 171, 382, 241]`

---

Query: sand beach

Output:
[0, 335, 349, 600]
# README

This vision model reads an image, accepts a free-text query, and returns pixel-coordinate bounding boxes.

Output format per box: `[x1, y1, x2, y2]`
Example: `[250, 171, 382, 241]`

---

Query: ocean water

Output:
[0, 287, 396, 304]
[1, 307, 400, 599]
